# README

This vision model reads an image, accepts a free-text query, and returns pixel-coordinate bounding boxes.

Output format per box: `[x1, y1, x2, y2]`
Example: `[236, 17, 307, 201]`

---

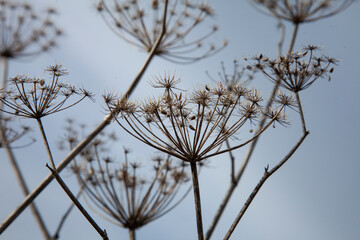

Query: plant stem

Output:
[36, 118, 56, 170]
[46, 164, 108, 240]
[0, 1, 171, 232]
[129, 229, 136, 240]
[223, 131, 309, 240]
[190, 161, 204, 240]
[0, 57, 51, 239]
[205, 23, 300, 240]
[295, 92, 307, 133]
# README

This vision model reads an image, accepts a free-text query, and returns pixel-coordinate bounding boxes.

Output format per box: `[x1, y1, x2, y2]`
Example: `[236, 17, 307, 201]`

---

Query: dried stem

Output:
[36, 118, 56, 170]
[225, 139, 236, 184]
[190, 161, 204, 240]
[205, 23, 300, 240]
[0, 0, 170, 232]
[0, 127, 51, 240]
[0, 57, 51, 239]
[295, 92, 307, 133]
[129, 228, 136, 240]
[46, 164, 108, 240]
[223, 130, 309, 240]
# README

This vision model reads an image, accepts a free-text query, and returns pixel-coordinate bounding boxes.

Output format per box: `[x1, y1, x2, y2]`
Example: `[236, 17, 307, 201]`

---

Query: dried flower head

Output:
[97, 0, 226, 63]
[0, 65, 94, 119]
[105, 75, 287, 163]
[0, 116, 33, 147]
[0, 1, 62, 59]
[251, 46, 338, 92]
[70, 129, 189, 230]
[206, 59, 256, 91]
[252, 0, 354, 23]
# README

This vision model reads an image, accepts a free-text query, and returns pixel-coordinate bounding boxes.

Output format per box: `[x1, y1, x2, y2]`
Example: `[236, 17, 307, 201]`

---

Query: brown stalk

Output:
[46, 164, 109, 240]
[0, 0, 169, 233]
[0, 57, 51, 239]
[223, 129, 309, 240]
[190, 161, 204, 240]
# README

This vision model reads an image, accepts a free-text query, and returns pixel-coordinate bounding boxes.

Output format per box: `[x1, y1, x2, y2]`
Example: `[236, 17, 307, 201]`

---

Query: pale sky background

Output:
[0, 1, 360, 240]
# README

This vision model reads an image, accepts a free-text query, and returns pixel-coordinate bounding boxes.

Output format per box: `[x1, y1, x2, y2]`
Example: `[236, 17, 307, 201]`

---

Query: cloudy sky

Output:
[1, 1, 360, 240]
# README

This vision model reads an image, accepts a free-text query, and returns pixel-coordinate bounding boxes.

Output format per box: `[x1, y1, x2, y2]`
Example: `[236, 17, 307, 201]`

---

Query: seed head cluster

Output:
[96, 0, 226, 63]
[0, 65, 94, 119]
[105, 75, 289, 163]
[249, 46, 338, 93]
[63, 122, 189, 230]
[0, 0, 62, 59]
[252, 0, 354, 23]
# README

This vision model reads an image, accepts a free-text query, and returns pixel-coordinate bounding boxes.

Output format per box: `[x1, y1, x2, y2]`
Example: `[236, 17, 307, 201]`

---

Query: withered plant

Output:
[105, 75, 293, 239]
[0, 1, 355, 240]
[97, 0, 226, 63]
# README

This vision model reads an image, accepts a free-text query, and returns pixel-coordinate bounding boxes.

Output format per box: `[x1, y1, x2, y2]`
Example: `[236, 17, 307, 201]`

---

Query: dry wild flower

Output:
[96, 0, 226, 63]
[68, 128, 189, 233]
[250, 46, 338, 92]
[0, 116, 33, 147]
[104, 75, 289, 163]
[0, 0, 62, 59]
[252, 0, 354, 23]
[0, 65, 94, 119]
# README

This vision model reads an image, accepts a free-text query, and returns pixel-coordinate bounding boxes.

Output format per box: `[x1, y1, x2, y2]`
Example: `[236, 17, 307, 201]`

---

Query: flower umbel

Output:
[105, 75, 287, 163]
[62, 123, 190, 231]
[97, 0, 226, 63]
[0, 0, 62, 59]
[252, 0, 354, 23]
[0, 65, 94, 119]
[251, 46, 338, 92]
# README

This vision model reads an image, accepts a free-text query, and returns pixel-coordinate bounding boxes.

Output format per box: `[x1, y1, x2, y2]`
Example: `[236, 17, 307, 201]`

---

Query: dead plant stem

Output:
[223, 130, 309, 240]
[190, 161, 204, 240]
[36, 118, 56, 170]
[46, 164, 109, 240]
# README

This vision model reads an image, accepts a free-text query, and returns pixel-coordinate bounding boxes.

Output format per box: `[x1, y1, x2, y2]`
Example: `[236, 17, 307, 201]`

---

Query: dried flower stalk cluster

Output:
[250, 46, 338, 92]
[97, 0, 226, 63]
[0, 0, 62, 59]
[105, 75, 291, 163]
[0, 65, 94, 119]
[252, 0, 354, 23]
[61, 121, 190, 232]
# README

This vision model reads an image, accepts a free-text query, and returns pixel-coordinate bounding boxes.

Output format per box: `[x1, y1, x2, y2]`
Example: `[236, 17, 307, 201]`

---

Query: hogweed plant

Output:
[0, 64, 93, 169]
[105, 75, 293, 239]
[97, 0, 227, 64]
[59, 120, 190, 240]
[251, 0, 354, 23]
[0, 0, 355, 239]
[75, 148, 189, 240]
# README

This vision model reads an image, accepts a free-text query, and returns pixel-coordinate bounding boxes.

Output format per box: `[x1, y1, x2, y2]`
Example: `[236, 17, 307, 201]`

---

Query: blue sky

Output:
[1, 1, 359, 239]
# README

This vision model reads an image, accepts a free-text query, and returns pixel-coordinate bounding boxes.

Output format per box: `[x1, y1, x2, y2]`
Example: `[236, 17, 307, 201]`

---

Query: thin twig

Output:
[205, 22, 300, 240]
[36, 118, 56, 170]
[0, 0, 170, 232]
[46, 164, 109, 240]
[223, 130, 309, 240]
[225, 139, 236, 184]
